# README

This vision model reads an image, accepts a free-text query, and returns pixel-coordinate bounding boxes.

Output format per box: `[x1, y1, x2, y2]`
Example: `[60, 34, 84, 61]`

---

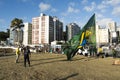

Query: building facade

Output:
[53, 17, 63, 41]
[96, 25, 109, 46]
[32, 17, 39, 44]
[9, 27, 23, 45]
[23, 23, 32, 46]
[107, 21, 119, 44]
[107, 21, 116, 32]
[117, 26, 120, 32]
[9, 27, 15, 45]
[66, 23, 80, 40]
[32, 13, 63, 45]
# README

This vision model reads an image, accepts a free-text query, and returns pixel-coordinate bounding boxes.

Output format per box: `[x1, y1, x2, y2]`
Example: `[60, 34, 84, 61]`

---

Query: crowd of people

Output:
[77, 46, 97, 57]
[76, 44, 120, 58]
[9, 44, 120, 67]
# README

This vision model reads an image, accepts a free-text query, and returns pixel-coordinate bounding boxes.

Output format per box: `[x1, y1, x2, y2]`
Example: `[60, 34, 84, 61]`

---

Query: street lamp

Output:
[53, 17, 57, 52]
[53, 17, 57, 41]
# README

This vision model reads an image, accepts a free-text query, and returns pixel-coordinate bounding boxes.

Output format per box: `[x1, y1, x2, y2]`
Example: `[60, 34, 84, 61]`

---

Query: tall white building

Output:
[96, 24, 109, 46]
[23, 23, 32, 46]
[107, 21, 119, 44]
[107, 21, 116, 32]
[116, 26, 120, 38]
[32, 13, 63, 45]
[66, 23, 80, 40]
[117, 26, 120, 31]
[32, 17, 39, 45]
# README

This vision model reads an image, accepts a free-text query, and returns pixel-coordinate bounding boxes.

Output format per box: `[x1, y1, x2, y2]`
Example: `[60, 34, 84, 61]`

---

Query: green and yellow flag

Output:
[63, 14, 96, 60]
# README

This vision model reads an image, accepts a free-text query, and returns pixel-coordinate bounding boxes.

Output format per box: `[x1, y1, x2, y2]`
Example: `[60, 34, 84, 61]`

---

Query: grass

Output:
[0, 53, 120, 80]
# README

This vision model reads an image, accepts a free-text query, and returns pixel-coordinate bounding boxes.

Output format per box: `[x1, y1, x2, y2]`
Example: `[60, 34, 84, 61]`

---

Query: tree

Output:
[0, 31, 9, 41]
[10, 18, 24, 30]
[10, 18, 24, 45]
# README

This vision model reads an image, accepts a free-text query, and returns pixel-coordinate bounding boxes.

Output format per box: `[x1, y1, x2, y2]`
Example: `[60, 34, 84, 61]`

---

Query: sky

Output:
[0, 0, 120, 32]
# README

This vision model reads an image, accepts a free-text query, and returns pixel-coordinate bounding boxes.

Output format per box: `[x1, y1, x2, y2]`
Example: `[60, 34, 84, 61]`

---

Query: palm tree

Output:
[10, 18, 24, 45]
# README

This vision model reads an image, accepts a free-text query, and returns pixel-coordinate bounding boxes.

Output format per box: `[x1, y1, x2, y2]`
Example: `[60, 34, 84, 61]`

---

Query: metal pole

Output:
[54, 19, 56, 41]
[53, 18, 56, 52]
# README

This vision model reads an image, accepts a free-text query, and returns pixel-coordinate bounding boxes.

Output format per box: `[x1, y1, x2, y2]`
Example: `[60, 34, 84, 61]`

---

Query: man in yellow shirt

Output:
[16, 46, 20, 63]
[97, 47, 103, 57]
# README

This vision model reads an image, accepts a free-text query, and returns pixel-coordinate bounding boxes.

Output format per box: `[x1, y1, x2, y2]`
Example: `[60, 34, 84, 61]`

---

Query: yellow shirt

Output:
[16, 48, 20, 55]
[98, 48, 102, 53]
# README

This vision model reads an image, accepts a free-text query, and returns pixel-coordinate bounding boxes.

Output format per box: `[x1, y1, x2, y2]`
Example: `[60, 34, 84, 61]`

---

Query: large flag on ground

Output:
[63, 14, 96, 60]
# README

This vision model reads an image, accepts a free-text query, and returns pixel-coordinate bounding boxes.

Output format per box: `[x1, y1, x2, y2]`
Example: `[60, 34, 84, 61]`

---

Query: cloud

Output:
[96, 0, 120, 17]
[61, 2, 80, 16]
[69, 2, 75, 6]
[105, 0, 120, 6]
[97, 3, 108, 13]
[67, 6, 80, 13]
[67, 2, 80, 13]
[39, 2, 51, 12]
[96, 13, 104, 19]
[81, 0, 88, 4]
[112, 6, 120, 17]
[97, 18, 113, 26]
[61, 12, 68, 16]
[51, 8, 57, 12]
[84, 2, 96, 12]
[38, 2, 57, 13]
[96, 0, 120, 16]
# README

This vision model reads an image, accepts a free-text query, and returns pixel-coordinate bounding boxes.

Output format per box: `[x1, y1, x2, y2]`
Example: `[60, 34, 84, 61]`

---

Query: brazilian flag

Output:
[63, 14, 96, 60]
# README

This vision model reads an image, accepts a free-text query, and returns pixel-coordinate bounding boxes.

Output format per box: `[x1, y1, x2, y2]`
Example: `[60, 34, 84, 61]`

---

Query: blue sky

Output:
[0, 0, 120, 31]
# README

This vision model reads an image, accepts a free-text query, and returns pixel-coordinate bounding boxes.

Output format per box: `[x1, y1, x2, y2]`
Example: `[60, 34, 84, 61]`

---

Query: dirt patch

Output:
[0, 53, 120, 80]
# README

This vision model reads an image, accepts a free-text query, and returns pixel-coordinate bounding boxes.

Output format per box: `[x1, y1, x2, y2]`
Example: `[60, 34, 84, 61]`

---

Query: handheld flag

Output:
[63, 14, 96, 60]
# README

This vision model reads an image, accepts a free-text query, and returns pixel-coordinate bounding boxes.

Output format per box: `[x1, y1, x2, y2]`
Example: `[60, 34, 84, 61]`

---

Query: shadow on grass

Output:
[0, 53, 15, 57]
[71, 57, 86, 61]
[31, 59, 67, 67]
[83, 57, 99, 61]
[31, 57, 87, 67]
[31, 56, 65, 62]
[54, 73, 79, 80]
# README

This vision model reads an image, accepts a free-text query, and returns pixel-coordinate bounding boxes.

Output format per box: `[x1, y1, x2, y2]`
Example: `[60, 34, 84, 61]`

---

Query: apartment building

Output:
[107, 21, 116, 32]
[32, 13, 63, 45]
[96, 24, 109, 46]
[23, 23, 32, 46]
[66, 23, 80, 40]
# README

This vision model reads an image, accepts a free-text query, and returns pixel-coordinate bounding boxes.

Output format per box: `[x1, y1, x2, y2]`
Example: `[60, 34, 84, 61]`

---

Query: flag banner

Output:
[63, 14, 96, 60]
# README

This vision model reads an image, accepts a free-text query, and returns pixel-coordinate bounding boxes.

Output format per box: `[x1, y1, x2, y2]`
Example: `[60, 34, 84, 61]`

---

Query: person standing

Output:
[23, 46, 31, 67]
[112, 48, 116, 58]
[16, 46, 20, 63]
[78, 49, 82, 55]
